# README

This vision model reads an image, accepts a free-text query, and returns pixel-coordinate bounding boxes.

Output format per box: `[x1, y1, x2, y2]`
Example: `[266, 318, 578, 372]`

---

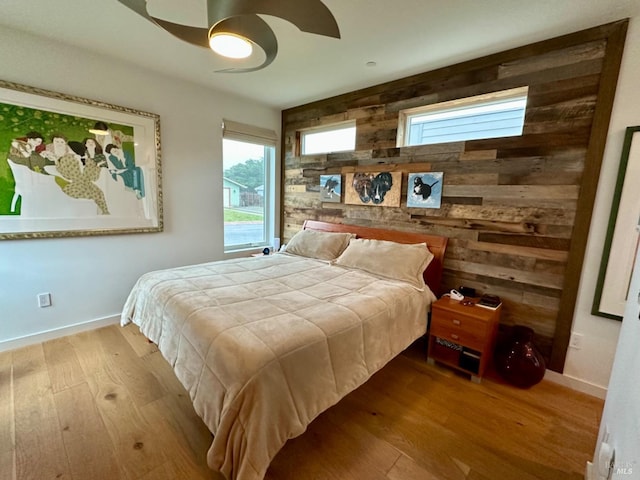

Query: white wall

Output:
[589, 246, 640, 478]
[560, 16, 640, 396]
[0, 27, 280, 349]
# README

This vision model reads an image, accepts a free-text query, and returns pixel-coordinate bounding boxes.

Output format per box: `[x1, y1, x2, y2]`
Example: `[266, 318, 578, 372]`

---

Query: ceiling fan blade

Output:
[207, 0, 340, 39]
[211, 15, 278, 73]
[151, 17, 210, 49]
[117, 0, 209, 48]
[116, 0, 153, 22]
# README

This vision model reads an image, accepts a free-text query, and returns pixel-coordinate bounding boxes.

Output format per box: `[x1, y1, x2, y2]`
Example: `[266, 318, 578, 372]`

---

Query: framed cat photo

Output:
[319, 174, 341, 203]
[407, 172, 443, 209]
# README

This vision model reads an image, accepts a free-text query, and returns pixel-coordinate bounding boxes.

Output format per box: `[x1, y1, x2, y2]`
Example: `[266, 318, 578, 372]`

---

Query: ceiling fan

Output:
[117, 0, 341, 73]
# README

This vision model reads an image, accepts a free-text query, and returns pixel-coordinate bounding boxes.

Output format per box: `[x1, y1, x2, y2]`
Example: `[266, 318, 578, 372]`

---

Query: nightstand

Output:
[427, 296, 501, 383]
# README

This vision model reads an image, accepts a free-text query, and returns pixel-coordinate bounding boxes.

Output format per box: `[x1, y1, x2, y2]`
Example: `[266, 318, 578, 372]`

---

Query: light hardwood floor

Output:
[0, 324, 603, 480]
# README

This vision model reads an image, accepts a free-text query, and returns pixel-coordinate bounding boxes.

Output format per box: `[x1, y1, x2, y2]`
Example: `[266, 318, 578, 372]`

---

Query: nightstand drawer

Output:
[430, 311, 488, 350]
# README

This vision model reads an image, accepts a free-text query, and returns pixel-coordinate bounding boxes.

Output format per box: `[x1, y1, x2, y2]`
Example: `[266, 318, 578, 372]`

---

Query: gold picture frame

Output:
[0, 80, 162, 240]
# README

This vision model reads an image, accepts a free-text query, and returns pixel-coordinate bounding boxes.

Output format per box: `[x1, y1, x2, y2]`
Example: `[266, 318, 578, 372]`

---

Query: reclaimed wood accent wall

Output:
[280, 20, 628, 371]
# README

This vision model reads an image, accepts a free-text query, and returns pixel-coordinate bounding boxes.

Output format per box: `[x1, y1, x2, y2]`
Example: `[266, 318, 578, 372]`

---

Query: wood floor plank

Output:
[288, 412, 391, 480]
[42, 337, 85, 393]
[265, 428, 344, 480]
[387, 454, 447, 480]
[140, 397, 214, 479]
[119, 323, 158, 358]
[0, 351, 16, 480]
[96, 325, 166, 407]
[12, 345, 70, 480]
[65, 329, 110, 378]
[139, 346, 214, 462]
[84, 361, 167, 480]
[54, 383, 122, 480]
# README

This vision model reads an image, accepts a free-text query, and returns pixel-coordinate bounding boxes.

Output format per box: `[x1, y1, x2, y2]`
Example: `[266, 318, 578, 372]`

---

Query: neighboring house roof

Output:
[223, 177, 247, 189]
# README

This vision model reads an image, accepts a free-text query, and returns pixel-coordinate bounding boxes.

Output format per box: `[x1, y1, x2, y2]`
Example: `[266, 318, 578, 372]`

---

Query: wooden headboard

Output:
[302, 220, 448, 296]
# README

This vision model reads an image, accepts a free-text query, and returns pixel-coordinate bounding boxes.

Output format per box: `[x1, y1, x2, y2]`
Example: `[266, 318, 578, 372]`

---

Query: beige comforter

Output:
[121, 253, 435, 480]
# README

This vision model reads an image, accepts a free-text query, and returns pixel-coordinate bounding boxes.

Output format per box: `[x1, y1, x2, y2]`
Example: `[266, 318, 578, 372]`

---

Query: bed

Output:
[121, 220, 448, 479]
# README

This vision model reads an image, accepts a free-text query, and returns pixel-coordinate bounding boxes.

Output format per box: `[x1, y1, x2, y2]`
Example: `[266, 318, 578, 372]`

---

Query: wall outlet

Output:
[569, 332, 583, 349]
[37, 292, 52, 308]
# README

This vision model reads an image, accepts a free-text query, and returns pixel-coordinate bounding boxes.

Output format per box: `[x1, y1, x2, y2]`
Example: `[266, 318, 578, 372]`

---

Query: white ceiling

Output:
[2, 0, 640, 109]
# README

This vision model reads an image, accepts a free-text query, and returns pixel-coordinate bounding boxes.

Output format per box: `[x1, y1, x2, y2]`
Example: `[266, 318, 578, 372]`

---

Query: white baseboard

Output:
[544, 369, 607, 399]
[0, 315, 120, 353]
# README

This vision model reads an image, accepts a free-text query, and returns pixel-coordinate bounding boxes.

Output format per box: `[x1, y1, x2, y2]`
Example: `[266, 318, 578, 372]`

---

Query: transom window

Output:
[398, 86, 529, 147]
[301, 122, 356, 155]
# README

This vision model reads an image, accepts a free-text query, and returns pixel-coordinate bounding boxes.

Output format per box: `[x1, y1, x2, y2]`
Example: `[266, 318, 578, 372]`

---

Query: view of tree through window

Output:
[223, 138, 273, 249]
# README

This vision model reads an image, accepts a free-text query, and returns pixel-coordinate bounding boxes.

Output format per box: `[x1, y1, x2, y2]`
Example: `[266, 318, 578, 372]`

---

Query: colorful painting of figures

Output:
[319, 175, 341, 203]
[344, 171, 401, 207]
[0, 81, 161, 239]
[407, 172, 443, 209]
[0, 101, 147, 220]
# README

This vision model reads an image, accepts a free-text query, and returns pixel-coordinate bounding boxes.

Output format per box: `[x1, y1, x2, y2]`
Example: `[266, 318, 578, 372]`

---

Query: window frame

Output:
[300, 120, 356, 156]
[222, 119, 277, 253]
[397, 86, 529, 147]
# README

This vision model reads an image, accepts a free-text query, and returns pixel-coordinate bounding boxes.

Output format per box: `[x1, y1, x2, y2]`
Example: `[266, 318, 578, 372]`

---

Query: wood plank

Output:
[443, 184, 580, 200]
[119, 322, 159, 358]
[0, 351, 16, 480]
[498, 40, 606, 79]
[466, 239, 569, 262]
[54, 383, 122, 480]
[85, 362, 167, 479]
[12, 345, 70, 480]
[460, 149, 498, 160]
[66, 328, 111, 378]
[141, 350, 213, 463]
[140, 398, 214, 479]
[42, 336, 85, 393]
[283, 185, 306, 193]
[96, 323, 167, 408]
[444, 259, 565, 289]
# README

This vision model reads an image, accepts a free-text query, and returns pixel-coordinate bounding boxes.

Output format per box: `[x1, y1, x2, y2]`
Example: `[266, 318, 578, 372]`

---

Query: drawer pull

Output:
[452, 319, 461, 326]
[450, 333, 460, 340]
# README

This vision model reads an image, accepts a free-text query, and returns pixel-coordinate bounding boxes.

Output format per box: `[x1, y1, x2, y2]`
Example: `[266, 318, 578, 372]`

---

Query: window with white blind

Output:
[398, 86, 528, 147]
[222, 119, 277, 252]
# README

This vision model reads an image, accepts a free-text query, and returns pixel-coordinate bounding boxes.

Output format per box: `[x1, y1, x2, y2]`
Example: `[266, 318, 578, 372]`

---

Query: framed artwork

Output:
[344, 171, 401, 207]
[319, 174, 341, 203]
[592, 126, 640, 320]
[407, 172, 443, 208]
[0, 80, 162, 240]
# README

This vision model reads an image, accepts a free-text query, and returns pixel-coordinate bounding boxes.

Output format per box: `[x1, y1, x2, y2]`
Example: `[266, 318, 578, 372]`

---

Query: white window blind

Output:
[222, 119, 277, 146]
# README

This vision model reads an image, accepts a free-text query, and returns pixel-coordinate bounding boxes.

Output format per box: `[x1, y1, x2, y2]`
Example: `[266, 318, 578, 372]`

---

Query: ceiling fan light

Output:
[209, 33, 253, 59]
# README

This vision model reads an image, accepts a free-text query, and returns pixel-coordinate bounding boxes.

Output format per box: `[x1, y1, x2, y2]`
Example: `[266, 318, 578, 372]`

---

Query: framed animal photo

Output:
[319, 174, 341, 203]
[344, 171, 401, 207]
[407, 172, 443, 209]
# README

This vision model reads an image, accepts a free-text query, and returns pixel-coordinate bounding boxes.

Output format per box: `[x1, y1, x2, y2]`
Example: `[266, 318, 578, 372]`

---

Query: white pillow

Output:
[284, 229, 355, 260]
[334, 238, 434, 289]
